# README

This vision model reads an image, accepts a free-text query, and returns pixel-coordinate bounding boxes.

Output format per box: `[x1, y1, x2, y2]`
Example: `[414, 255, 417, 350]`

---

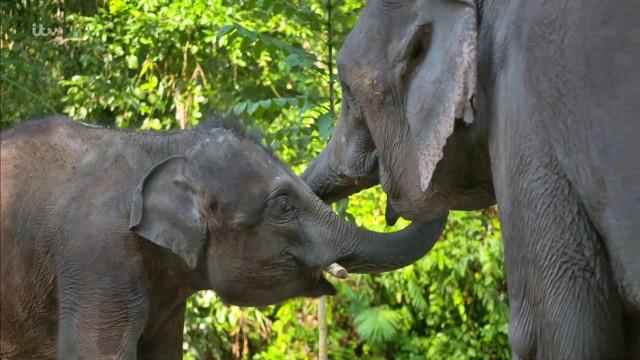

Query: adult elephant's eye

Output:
[341, 79, 356, 103]
[404, 24, 432, 78]
[341, 80, 352, 95]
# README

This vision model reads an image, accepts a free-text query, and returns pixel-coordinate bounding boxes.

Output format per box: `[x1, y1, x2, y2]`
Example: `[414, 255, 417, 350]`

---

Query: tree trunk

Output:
[319, 0, 333, 357]
[318, 296, 328, 360]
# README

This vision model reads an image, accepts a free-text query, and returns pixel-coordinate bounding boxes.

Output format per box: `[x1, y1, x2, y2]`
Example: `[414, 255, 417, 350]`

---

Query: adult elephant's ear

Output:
[129, 156, 208, 269]
[407, 3, 477, 192]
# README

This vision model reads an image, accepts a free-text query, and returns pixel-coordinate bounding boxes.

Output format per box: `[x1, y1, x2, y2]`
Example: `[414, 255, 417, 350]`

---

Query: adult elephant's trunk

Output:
[302, 144, 378, 204]
[305, 197, 447, 274]
[301, 146, 346, 202]
[302, 100, 379, 203]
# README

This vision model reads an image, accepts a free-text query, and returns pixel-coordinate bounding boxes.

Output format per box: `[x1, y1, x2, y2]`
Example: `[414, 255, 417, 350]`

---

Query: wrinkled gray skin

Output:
[303, 0, 640, 358]
[0, 117, 446, 359]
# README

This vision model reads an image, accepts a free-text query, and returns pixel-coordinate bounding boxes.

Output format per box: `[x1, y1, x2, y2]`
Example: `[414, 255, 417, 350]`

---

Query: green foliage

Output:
[353, 306, 403, 343]
[329, 198, 509, 359]
[1, 1, 68, 127]
[2, 0, 510, 358]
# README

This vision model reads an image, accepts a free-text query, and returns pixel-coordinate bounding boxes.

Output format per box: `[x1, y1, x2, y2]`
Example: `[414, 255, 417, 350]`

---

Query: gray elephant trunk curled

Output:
[303, 195, 448, 274]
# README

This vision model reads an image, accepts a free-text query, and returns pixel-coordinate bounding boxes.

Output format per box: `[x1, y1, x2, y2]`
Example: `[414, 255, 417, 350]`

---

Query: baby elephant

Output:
[0, 117, 446, 359]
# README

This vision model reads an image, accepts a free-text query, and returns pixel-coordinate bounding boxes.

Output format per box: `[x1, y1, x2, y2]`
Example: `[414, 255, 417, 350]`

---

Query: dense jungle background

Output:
[1, 0, 509, 358]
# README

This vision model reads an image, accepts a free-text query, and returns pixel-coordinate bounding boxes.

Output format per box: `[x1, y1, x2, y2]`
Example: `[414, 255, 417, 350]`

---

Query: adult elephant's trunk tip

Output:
[385, 198, 400, 226]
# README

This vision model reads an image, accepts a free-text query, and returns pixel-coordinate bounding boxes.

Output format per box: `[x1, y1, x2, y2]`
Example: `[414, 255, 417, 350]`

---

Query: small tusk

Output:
[325, 263, 349, 279]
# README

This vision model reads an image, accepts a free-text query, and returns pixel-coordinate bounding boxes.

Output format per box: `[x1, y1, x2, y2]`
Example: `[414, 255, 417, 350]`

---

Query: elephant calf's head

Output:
[129, 129, 447, 306]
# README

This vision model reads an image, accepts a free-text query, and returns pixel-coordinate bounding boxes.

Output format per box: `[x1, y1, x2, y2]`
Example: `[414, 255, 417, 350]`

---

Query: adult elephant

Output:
[303, 0, 640, 358]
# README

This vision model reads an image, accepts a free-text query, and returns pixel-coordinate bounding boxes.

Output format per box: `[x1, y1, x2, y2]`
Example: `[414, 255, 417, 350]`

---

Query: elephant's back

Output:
[1, 117, 93, 228]
[0, 117, 165, 358]
[1, 116, 103, 177]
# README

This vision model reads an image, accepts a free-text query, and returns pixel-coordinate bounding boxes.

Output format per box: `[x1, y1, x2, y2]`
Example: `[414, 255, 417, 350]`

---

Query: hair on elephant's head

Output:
[129, 128, 447, 306]
[303, 0, 494, 223]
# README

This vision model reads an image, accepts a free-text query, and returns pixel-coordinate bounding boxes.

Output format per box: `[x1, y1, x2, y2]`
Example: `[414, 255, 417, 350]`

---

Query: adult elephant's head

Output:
[304, 0, 494, 222]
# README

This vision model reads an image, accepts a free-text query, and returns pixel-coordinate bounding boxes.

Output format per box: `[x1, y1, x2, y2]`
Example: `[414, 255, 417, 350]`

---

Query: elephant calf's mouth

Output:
[309, 270, 338, 296]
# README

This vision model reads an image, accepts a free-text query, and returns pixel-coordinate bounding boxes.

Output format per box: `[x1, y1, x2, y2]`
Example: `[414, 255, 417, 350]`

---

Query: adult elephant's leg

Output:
[495, 143, 624, 359]
[137, 301, 186, 359]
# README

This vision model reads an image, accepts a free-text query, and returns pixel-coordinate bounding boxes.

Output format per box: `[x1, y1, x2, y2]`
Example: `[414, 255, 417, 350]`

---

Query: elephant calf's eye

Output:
[276, 197, 295, 214]
[266, 195, 296, 225]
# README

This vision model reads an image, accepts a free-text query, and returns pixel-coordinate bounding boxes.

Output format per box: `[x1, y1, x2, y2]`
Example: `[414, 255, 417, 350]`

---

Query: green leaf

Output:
[140, 75, 158, 90]
[233, 102, 247, 115]
[273, 98, 289, 108]
[317, 112, 334, 140]
[247, 101, 260, 115]
[217, 24, 235, 39]
[284, 53, 300, 67]
[259, 99, 272, 110]
[353, 306, 402, 343]
[126, 54, 138, 69]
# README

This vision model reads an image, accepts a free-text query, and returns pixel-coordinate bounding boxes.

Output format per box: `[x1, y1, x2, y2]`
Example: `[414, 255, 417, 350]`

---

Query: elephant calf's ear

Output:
[129, 156, 207, 269]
